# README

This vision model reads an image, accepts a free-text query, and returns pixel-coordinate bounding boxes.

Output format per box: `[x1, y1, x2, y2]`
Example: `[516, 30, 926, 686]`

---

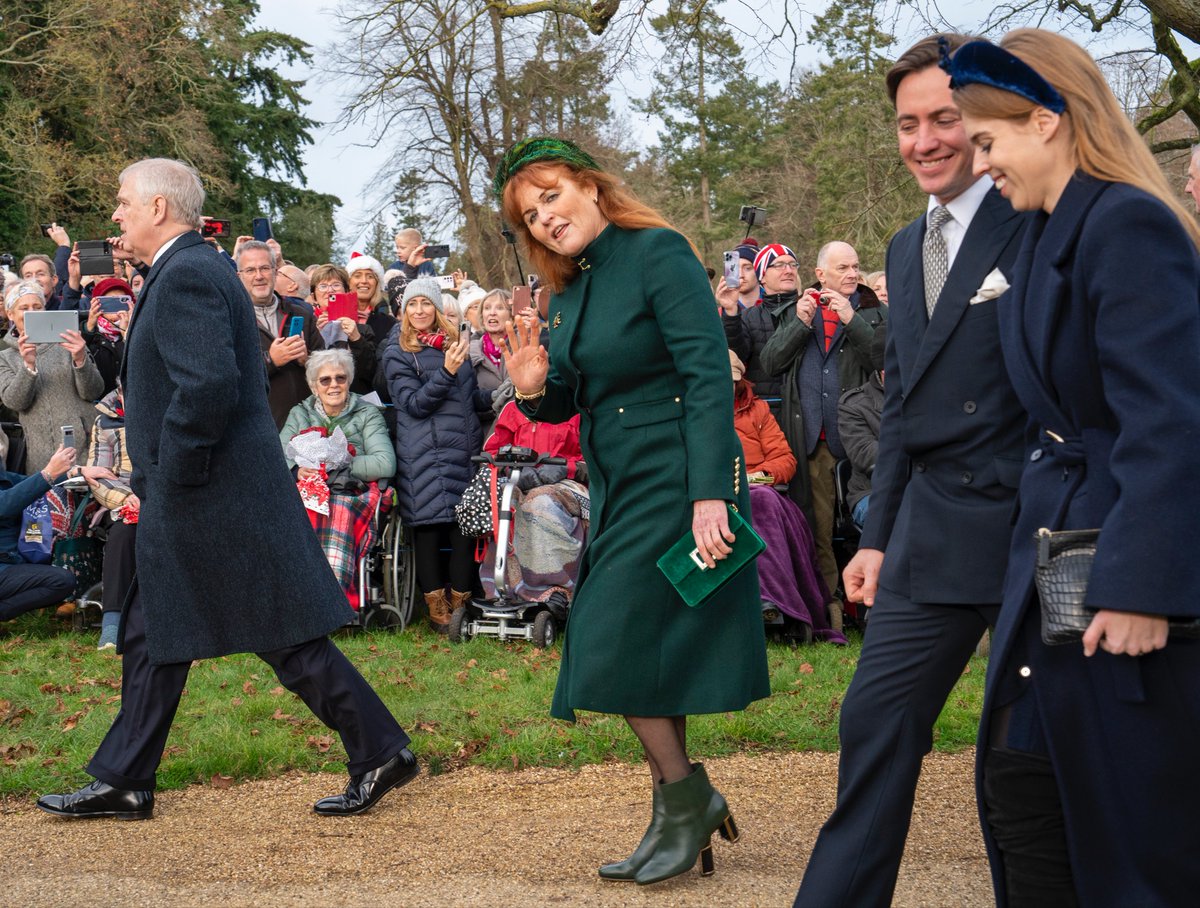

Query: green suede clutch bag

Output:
[657, 504, 765, 608]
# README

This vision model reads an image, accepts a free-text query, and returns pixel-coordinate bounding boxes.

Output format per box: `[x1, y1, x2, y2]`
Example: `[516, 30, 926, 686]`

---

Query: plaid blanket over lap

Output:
[306, 481, 388, 606]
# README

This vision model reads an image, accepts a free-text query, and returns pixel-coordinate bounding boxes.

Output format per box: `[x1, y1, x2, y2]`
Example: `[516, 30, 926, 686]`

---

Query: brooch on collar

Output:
[552, 312, 562, 329]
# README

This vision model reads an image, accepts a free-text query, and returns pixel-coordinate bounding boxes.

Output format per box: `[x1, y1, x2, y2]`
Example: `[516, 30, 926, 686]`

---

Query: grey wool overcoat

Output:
[121, 231, 351, 664]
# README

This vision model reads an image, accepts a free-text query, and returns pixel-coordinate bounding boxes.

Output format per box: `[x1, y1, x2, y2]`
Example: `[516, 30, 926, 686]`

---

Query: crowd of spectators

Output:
[0, 213, 887, 646]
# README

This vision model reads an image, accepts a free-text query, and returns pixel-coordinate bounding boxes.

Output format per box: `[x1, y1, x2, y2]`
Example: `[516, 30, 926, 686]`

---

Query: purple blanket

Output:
[750, 485, 847, 643]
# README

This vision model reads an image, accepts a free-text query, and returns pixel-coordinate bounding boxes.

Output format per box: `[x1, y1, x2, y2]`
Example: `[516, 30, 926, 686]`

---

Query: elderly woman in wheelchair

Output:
[280, 349, 395, 608]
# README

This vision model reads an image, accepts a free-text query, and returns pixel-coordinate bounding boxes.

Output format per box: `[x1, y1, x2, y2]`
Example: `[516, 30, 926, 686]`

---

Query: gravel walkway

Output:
[2, 750, 991, 907]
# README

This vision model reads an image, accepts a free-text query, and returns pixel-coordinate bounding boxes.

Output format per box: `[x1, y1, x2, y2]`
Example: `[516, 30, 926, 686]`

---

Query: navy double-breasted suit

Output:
[796, 185, 1029, 908]
[982, 174, 1200, 906]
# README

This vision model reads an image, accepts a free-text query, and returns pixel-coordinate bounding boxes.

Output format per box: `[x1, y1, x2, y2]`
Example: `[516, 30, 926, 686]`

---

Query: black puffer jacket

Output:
[722, 294, 796, 404]
[383, 326, 491, 525]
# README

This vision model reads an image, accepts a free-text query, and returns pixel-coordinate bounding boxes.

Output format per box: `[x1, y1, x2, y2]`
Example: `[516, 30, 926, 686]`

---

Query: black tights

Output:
[411, 523, 476, 594]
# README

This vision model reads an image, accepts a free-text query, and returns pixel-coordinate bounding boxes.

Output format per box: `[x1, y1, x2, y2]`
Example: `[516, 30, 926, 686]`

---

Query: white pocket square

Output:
[969, 268, 1009, 304]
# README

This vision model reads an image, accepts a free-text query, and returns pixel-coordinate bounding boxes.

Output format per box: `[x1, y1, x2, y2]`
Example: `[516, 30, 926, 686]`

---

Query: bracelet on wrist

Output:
[514, 386, 546, 402]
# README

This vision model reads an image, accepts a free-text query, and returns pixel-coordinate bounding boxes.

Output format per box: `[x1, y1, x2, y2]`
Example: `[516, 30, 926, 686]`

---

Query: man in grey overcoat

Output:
[36, 159, 417, 821]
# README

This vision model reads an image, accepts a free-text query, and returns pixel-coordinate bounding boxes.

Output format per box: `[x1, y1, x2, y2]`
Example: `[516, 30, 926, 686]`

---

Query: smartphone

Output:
[40, 224, 53, 238]
[77, 239, 114, 277]
[201, 218, 232, 239]
[511, 284, 532, 313]
[723, 251, 740, 288]
[287, 316, 305, 337]
[61, 425, 75, 450]
[424, 243, 450, 259]
[326, 292, 358, 322]
[99, 294, 133, 314]
[252, 217, 273, 242]
[435, 274, 458, 291]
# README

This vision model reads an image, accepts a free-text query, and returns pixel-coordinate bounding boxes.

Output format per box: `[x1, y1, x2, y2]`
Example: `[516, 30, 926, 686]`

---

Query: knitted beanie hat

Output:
[753, 243, 798, 281]
[729, 348, 746, 380]
[401, 277, 444, 313]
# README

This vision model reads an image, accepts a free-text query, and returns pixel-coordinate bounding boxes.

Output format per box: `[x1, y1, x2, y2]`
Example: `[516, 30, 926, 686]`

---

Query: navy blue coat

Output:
[982, 175, 1200, 906]
[382, 328, 487, 525]
[121, 231, 351, 664]
[864, 187, 1027, 604]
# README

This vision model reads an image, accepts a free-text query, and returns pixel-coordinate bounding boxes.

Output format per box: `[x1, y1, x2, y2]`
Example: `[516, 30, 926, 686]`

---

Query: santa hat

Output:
[346, 251, 385, 284]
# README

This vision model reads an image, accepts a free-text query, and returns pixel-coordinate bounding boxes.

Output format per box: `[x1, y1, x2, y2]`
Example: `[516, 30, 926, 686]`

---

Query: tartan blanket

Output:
[306, 481, 389, 607]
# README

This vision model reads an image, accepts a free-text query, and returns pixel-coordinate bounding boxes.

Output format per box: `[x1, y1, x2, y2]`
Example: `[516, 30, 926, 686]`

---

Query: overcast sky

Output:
[252, 1, 1176, 252]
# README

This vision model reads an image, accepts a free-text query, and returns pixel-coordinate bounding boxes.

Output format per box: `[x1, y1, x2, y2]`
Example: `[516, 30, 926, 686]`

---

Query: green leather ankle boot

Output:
[598, 787, 663, 880]
[634, 764, 739, 885]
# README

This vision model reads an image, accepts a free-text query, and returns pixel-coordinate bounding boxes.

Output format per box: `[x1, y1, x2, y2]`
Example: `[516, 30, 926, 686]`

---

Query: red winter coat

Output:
[484, 401, 584, 479]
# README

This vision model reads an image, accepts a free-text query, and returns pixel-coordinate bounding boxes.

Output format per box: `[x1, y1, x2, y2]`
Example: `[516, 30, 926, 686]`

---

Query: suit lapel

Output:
[907, 190, 1021, 391]
[890, 222, 927, 384]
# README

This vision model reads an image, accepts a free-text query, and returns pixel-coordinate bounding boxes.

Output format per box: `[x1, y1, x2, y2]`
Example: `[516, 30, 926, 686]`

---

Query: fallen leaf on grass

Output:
[798, 663, 814, 674]
[271, 708, 294, 721]
[466, 659, 477, 668]
[242, 680, 257, 695]
[250, 728, 260, 737]
[0, 742, 35, 764]
[269, 686, 286, 696]
[307, 735, 334, 753]
[61, 711, 85, 731]
[414, 721, 440, 733]
[230, 697, 243, 707]
[511, 754, 520, 770]
[210, 774, 234, 789]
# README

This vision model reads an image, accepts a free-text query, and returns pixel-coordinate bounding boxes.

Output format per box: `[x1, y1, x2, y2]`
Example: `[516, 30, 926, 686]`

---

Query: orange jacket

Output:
[733, 394, 796, 484]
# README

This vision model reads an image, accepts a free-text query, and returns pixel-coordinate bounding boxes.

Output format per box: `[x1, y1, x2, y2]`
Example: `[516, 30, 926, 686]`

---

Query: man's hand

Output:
[107, 234, 140, 264]
[796, 291, 818, 326]
[844, 548, 885, 607]
[48, 223, 70, 248]
[821, 288, 855, 324]
[716, 277, 740, 316]
[266, 238, 283, 263]
[232, 235, 254, 259]
[451, 269, 467, 290]
[1082, 610, 1169, 657]
[269, 334, 306, 367]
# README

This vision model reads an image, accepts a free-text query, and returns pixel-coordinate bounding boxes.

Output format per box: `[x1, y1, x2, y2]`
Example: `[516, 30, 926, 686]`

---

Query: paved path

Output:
[2, 750, 991, 907]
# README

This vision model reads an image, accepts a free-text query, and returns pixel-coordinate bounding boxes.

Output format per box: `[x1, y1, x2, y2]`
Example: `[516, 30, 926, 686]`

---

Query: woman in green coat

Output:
[496, 138, 770, 886]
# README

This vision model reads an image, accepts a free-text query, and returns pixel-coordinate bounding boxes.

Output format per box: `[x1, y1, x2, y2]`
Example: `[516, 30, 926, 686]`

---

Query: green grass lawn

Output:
[0, 611, 986, 796]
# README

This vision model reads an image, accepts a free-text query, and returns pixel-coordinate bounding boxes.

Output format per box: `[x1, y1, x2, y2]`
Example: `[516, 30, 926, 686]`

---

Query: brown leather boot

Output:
[827, 598, 844, 634]
[448, 589, 473, 613]
[424, 590, 451, 633]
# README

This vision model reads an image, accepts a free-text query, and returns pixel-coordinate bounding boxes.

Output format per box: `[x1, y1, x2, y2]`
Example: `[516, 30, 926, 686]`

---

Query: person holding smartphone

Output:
[81, 277, 135, 396]
[0, 280, 103, 468]
[383, 277, 493, 632]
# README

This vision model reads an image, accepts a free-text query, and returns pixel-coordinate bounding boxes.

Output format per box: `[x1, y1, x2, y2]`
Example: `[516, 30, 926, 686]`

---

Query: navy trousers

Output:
[794, 586, 997, 908]
[87, 586, 410, 791]
[0, 563, 77, 622]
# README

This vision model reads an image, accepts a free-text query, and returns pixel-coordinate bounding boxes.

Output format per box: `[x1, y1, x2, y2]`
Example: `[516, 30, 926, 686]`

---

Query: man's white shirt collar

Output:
[926, 176, 993, 270]
[150, 231, 189, 266]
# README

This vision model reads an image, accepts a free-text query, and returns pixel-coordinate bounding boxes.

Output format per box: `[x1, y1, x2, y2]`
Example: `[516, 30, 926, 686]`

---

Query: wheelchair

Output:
[344, 481, 420, 630]
[448, 445, 572, 648]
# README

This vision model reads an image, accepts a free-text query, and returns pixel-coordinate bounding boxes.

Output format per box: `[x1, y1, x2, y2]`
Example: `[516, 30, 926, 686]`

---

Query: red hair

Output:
[501, 161, 701, 293]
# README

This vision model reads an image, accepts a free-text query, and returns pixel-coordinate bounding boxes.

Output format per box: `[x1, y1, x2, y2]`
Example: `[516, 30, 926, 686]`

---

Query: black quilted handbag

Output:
[1035, 527, 1200, 645]
[454, 465, 496, 538]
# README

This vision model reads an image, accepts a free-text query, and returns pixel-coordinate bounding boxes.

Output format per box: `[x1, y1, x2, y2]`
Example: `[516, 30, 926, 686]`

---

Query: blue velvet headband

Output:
[938, 37, 1066, 114]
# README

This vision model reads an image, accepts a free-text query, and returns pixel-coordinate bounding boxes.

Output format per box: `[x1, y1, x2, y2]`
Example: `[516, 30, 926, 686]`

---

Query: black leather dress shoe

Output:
[313, 748, 419, 816]
[36, 780, 154, 820]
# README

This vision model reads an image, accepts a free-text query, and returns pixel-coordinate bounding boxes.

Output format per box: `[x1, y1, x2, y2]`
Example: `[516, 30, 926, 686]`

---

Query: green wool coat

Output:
[528, 225, 770, 721]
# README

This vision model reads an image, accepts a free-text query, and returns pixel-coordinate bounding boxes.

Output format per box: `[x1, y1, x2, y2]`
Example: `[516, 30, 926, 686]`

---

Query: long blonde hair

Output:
[398, 303, 459, 353]
[501, 161, 701, 292]
[954, 29, 1200, 250]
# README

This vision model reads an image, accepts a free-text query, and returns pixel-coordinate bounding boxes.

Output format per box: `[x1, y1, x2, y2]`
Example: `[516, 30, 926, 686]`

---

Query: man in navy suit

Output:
[794, 35, 1028, 907]
[37, 159, 417, 822]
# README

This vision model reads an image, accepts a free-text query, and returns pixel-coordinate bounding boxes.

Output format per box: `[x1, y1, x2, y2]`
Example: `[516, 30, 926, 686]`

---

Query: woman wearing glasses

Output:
[309, 263, 379, 398]
[280, 348, 395, 607]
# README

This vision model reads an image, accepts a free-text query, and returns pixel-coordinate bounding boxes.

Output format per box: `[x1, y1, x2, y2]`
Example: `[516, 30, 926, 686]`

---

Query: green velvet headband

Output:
[492, 137, 600, 201]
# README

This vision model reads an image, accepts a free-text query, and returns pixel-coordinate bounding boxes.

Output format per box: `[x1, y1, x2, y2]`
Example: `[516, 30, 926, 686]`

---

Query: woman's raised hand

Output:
[443, 333, 470, 375]
[503, 317, 549, 394]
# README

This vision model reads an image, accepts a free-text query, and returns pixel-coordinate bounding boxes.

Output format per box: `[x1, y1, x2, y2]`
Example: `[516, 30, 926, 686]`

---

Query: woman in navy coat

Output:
[949, 31, 1200, 906]
[383, 277, 490, 632]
